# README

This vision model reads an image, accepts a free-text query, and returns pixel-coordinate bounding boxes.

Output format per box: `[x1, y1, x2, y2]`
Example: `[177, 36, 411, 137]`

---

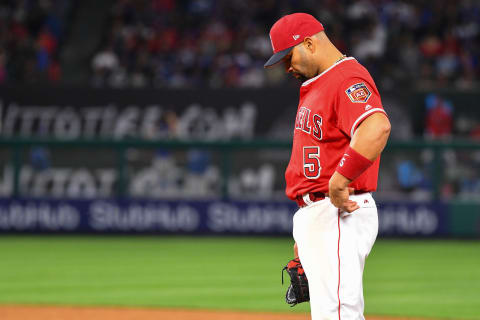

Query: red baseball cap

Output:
[264, 13, 324, 68]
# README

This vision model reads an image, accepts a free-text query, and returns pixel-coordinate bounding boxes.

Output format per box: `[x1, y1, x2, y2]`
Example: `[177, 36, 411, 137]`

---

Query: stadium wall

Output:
[0, 86, 479, 237]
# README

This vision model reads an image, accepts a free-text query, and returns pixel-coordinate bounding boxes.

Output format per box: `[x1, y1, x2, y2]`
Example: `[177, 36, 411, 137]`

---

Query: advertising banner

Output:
[0, 87, 299, 140]
[0, 198, 449, 236]
[377, 202, 448, 236]
[0, 198, 296, 235]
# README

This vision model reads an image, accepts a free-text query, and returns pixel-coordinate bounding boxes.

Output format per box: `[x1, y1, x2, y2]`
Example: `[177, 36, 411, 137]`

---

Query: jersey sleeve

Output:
[335, 77, 387, 137]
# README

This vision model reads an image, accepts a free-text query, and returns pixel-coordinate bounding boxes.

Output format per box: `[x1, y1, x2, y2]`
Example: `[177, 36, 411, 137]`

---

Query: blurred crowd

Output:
[91, 0, 480, 89]
[0, 0, 479, 89]
[0, 0, 74, 84]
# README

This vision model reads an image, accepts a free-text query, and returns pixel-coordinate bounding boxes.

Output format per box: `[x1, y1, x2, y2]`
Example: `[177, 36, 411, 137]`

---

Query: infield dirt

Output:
[0, 305, 436, 320]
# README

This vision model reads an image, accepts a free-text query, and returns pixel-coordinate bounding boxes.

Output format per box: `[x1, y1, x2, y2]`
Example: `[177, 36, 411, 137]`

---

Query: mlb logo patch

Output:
[345, 83, 371, 103]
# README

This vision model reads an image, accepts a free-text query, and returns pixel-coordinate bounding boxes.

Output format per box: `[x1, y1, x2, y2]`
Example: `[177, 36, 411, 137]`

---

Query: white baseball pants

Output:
[292, 192, 378, 320]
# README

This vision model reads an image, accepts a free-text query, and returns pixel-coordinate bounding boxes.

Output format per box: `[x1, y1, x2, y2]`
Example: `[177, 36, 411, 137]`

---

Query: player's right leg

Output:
[293, 199, 341, 319]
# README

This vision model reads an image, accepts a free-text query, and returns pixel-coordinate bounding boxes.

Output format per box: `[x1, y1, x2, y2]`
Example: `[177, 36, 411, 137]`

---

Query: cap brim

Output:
[264, 47, 293, 68]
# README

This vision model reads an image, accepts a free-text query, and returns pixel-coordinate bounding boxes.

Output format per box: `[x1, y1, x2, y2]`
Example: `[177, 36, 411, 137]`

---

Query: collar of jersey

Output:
[301, 57, 356, 87]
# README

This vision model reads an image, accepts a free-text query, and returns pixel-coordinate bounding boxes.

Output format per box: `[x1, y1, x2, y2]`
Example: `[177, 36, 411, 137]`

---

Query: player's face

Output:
[283, 45, 315, 83]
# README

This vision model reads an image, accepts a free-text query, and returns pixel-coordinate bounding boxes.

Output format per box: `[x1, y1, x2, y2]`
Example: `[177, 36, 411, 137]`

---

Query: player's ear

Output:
[303, 37, 315, 54]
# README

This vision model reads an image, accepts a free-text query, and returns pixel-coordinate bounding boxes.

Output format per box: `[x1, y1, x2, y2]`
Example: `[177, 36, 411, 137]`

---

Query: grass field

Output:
[0, 236, 479, 319]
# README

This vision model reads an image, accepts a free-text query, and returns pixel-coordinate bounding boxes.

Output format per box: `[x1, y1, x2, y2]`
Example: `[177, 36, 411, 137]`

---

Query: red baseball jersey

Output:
[285, 57, 387, 200]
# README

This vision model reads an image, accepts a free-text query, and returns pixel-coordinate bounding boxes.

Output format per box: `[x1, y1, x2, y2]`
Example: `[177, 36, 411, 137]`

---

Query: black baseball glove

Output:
[282, 258, 310, 306]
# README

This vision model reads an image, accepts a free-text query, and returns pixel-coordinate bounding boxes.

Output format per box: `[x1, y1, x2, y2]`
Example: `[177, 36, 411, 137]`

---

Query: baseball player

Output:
[264, 13, 391, 319]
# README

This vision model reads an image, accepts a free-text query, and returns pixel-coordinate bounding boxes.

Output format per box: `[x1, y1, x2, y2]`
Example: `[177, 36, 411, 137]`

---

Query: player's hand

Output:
[328, 171, 359, 213]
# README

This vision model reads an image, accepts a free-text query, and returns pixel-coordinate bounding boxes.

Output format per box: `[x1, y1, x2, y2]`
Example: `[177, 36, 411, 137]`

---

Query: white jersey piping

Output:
[301, 57, 356, 87]
[350, 108, 386, 137]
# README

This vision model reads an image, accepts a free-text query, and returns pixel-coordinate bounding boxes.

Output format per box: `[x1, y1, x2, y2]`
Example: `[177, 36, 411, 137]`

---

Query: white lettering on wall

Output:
[0, 100, 258, 140]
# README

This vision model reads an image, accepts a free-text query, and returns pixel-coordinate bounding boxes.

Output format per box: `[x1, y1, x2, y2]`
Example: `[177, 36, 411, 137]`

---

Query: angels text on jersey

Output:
[294, 106, 323, 141]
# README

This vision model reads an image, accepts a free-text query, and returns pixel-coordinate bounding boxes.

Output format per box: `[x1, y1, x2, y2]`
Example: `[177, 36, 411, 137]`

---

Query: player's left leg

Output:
[337, 193, 378, 319]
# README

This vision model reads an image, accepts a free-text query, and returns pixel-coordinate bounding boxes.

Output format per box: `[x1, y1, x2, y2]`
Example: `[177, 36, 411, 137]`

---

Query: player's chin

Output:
[293, 73, 308, 82]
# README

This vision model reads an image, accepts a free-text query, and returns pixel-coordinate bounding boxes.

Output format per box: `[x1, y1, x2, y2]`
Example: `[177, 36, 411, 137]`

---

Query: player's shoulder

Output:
[336, 59, 379, 94]
[337, 58, 374, 83]
[302, 57, 374, 90]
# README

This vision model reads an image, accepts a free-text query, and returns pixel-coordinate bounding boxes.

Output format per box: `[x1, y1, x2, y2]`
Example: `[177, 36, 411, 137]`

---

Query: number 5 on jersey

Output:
[303, 146, 321, 179]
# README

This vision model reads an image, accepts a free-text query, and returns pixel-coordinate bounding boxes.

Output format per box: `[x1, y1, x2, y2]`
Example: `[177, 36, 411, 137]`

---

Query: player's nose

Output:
[285, 63, 293, 74]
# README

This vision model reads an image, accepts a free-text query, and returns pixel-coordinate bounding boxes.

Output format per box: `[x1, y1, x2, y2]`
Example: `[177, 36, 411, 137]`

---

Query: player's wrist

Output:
[328, 171, 350, 190]
[335, 146, 374, 181]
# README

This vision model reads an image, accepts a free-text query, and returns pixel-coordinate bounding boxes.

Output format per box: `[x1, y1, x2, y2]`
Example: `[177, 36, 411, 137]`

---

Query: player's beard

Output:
[293, 72, 309, 83]
[297, 74, 309, 82]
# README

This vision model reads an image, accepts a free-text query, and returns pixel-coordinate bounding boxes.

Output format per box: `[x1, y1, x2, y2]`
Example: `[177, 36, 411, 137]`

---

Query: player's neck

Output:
[316, 46, 345, 75]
